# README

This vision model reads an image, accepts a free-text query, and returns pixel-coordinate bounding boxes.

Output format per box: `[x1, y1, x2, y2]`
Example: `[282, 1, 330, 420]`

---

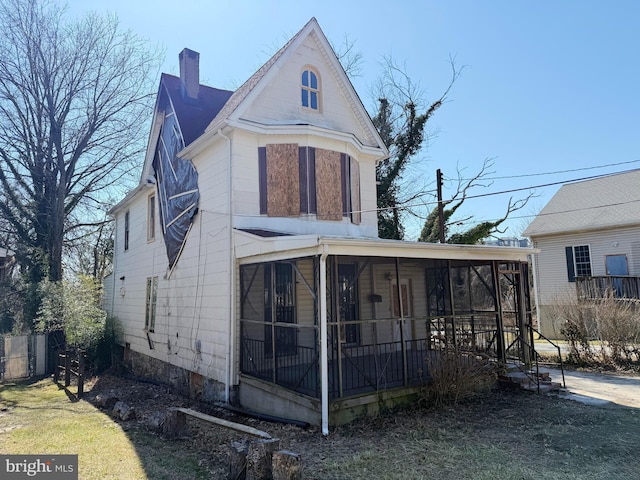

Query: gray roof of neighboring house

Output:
[523, 169, 640, 237]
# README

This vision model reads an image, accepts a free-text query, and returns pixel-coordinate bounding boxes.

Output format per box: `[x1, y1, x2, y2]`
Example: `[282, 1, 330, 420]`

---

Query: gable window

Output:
[124, 211, 130, 251]
[258, 145, 360, 224]
[565, 245, 592, 282]
[145, 276, 158, 332]
[147, 194, 156, 242]
[301, 68, 319, 110]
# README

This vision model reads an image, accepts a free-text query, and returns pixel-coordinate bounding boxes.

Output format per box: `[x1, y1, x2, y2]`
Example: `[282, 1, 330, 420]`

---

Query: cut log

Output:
[112, 401, 136, 421]
[162, 407, 188, 438]
[95, 392, 119, 410]
[228, 439, 250, 480]
[246, 438, 281, 480]
[272, 450, 302, 480]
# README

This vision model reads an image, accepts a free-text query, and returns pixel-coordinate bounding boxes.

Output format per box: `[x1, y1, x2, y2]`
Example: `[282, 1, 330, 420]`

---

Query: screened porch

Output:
[238, 252, 534, 405]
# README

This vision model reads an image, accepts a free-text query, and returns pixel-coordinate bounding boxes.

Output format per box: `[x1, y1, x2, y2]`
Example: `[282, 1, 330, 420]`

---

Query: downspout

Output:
[219, 128, 234, 403]
[319, 244, 329, 436]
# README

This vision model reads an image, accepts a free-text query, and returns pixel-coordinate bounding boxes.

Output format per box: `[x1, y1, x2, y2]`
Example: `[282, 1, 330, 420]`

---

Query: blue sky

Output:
[69, 0, 640, 240]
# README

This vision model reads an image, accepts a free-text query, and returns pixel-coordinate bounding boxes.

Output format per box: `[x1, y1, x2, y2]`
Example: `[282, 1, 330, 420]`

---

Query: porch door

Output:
[606, 255, 628, 297]
[392, 279, 413, 350]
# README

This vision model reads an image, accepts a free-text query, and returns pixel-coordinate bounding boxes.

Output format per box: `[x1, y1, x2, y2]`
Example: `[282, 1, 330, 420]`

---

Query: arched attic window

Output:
[301, 67, 320, 110]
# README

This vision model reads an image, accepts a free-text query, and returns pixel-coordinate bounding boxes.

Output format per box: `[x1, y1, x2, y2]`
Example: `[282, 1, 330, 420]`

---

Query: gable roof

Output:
[204, 17, 387, 153]
[523, 169, 640, 237]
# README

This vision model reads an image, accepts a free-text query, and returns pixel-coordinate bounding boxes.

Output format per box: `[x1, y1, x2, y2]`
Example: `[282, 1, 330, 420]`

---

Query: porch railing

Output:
[576, 276, 640, 300]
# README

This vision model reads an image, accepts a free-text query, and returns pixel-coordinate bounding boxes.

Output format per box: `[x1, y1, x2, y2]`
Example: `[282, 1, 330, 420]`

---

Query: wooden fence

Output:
[53, 350, 86, 398]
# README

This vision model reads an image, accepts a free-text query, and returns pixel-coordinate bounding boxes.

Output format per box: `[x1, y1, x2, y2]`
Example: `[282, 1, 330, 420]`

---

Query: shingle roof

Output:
[161, 73, 233, 146]
[523, 169, 640, 237]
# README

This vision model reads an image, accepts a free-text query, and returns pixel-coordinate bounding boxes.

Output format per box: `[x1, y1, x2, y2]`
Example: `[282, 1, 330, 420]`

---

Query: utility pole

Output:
[437, 169, 445, 243]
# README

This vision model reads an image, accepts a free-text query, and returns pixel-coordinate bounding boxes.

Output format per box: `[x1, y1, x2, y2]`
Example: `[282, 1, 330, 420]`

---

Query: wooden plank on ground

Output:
[175, 407, 272, 439]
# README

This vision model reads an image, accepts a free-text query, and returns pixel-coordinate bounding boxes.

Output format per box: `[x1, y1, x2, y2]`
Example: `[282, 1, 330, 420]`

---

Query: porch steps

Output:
[499, 365, 563, 395]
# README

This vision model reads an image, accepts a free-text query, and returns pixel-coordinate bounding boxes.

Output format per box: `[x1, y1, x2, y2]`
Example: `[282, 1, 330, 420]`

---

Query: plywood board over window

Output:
[315, 148, 343, 221]
[265, 144, 300, 216]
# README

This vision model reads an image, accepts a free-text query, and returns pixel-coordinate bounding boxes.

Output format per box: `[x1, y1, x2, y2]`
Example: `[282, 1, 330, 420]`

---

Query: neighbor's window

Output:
[124, 211, 130, 251]
[565, 245, 592, 282]
[301, 68, 319, 110]
[147, 194, 156, 242]
[145, 276, 158, 332]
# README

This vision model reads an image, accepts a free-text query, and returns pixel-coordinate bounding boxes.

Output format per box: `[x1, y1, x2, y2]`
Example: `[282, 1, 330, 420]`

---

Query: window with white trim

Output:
[565, 245, 592, 282]
[147, 194, 156, 242]
[301, 68, 320, 110]
[145, 276, 158, 332]
[124, 211, 130, 251]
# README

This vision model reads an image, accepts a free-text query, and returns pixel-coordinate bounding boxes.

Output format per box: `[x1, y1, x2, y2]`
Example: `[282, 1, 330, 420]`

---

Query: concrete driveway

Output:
[547, 367, 640, 408]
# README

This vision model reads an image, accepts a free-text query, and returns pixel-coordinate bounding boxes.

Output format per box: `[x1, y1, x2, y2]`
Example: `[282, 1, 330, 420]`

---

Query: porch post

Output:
[395, 257, 408, 385]
[319, 246, 329, 436]
[518, 263, 532, 366]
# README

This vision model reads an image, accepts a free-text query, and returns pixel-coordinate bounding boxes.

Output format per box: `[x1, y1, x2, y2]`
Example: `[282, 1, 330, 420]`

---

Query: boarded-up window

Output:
[315, 148, 343, 221]
[259, 145, 360, 223]
[258, 144, 300, 216]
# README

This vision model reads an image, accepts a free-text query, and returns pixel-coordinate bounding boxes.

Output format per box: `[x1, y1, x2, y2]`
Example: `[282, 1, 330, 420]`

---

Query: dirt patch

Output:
[83, 373, 640, 479]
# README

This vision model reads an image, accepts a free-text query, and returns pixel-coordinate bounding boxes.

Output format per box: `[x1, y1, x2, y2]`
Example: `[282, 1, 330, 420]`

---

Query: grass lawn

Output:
[2, 375, 640, 479]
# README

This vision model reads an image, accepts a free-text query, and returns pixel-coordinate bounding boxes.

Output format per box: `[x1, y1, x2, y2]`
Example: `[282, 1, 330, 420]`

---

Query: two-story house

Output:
[105, 18, 535, 433]
[524, 169, 640, 338]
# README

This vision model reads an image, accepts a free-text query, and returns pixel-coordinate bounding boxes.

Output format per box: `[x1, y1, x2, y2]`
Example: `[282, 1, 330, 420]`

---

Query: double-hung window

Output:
[565, 245, 592, 282]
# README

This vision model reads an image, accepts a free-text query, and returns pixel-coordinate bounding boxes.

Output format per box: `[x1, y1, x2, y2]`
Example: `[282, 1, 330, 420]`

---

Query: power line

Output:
[455, 159, 640, 181]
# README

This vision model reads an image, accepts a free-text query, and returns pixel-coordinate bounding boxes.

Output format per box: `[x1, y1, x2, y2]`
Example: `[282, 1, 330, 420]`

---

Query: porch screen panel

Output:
[265, 144, 300, 216]
[315, 148, 343, 220]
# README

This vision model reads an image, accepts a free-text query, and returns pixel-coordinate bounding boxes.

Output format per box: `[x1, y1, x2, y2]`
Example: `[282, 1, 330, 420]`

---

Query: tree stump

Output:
[246, 438, 281, 480]
[162, 407, 188, 438]
[272, 450, 302, 480]
[228, 439, 250, 480]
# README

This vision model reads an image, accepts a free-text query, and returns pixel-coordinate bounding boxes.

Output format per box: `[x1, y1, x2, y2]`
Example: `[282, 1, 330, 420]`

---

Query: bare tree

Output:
[0, 0, 161, 293]
[372, 55, 462, 239]
[419, 159, 534, 244]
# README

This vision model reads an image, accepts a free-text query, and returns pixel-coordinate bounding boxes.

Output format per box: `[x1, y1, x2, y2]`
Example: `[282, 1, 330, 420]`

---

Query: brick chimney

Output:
[179, 48, 200, 101]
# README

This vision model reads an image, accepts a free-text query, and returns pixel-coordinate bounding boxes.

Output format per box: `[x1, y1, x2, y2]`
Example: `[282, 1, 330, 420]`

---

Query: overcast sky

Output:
[69, 0, 640, 240]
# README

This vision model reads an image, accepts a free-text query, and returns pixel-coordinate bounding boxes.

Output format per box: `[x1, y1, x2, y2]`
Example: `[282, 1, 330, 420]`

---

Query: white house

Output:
[105, 18, 535, 432]
[523, 169, 640, 338]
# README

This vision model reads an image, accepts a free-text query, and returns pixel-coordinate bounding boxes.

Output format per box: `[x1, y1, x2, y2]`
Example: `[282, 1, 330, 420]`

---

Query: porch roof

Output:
[234, 230, 537, 264]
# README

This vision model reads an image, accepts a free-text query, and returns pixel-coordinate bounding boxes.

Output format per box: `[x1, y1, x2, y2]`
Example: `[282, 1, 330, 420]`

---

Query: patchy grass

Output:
[0, 378, 211, 479]
[2, 375, 640, 480]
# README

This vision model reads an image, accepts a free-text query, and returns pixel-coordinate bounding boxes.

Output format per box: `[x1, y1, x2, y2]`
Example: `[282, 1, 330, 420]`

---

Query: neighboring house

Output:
[105, 18, 535, 433]
[523, 169, 640, 338]
[0, 247, 15, 283]
[484, 237, 530, 248]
